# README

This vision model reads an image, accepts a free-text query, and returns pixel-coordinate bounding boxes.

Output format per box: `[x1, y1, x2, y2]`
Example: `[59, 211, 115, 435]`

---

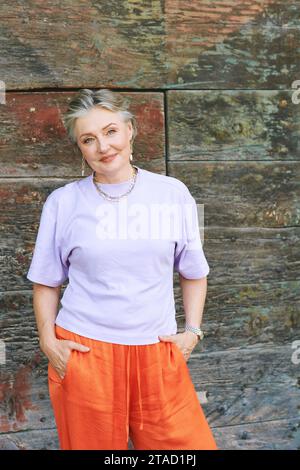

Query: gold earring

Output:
[81, 155, 85, 176]
[129, 153, 133, 162]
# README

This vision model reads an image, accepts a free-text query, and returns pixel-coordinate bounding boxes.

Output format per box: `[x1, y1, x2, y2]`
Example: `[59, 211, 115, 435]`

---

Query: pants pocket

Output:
[48, 349, 74, 385]
[171, 341, 187, 364]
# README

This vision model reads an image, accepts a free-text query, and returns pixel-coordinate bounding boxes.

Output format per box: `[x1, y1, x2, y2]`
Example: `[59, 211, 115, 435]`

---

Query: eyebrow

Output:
[79, 123, 118, 139]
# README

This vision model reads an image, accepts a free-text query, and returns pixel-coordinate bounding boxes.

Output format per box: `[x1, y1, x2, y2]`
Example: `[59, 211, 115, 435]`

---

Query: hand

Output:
[40, 338, 90, 380]
[158, 331, 199, 361]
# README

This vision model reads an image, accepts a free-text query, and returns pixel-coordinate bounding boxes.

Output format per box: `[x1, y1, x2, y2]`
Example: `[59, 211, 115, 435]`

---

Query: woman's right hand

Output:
[40, 338, 90, 380]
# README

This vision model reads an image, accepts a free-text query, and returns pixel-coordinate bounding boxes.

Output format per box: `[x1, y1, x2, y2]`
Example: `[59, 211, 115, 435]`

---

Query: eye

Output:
[107, 129, 116, 135]
[83, 137, 93, 144]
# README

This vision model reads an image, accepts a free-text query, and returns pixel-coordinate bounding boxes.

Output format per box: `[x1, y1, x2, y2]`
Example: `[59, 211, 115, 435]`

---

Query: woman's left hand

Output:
[158, 331, 199, 361]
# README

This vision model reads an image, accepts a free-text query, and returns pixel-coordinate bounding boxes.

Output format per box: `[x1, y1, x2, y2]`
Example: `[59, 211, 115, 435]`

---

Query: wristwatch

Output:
[185, 324, 204, 341]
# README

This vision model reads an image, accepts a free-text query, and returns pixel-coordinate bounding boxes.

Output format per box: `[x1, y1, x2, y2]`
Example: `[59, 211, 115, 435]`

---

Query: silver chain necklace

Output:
[92, 165, 138, 202]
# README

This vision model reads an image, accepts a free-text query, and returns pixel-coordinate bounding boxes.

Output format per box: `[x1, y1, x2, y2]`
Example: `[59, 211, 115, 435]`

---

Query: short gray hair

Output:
[63, 88, 138, 150]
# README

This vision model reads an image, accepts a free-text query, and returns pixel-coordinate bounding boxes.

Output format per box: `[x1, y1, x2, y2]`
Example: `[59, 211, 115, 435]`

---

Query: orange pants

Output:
[48, 324, 218, 450]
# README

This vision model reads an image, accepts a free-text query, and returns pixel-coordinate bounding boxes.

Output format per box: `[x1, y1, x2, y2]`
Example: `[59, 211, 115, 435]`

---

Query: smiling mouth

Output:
[101, 153, 118, 162]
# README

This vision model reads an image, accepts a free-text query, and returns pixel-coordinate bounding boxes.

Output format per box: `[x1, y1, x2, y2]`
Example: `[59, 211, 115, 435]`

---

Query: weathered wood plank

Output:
[2, 278, 296, 361]
[0, 417, 299, 449]
[165, 0, 300, 89]
[0, 429, 133, 450]
[168, 162, 300, 227]
[212, 417, 300, 450]
[0, 0, 299, 452]
[1, 277, 299, 369]
[0, 307, 57, 433]
[0, 417, 298, 449]
[0, 184, 299, 290]
[187, 345, 300, 426]
[174, 277, 300, 350]
[1, 166, 299, 237]
[0, 429, 58, 450]
[1, 291, 299, 432]
[0, 342, 298, 449]
[167, 90, 300, 160]
[0, 92, 165, 177]
[1, 1, 299, 89]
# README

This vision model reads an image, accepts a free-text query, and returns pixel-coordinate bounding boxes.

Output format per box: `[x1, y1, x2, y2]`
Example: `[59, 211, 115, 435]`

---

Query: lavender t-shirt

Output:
[26, 166, 210, 345]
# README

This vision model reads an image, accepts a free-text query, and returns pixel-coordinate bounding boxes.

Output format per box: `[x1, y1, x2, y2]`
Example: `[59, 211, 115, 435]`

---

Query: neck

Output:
[93, 165, 135, 184]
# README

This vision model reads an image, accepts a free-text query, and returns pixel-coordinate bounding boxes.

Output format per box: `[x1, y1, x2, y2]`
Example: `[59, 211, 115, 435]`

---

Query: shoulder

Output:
[141, 168, 192, 200]
[43, 179, 80, 214]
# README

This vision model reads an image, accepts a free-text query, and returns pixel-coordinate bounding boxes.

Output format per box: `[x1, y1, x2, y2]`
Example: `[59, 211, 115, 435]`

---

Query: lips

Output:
[101, 153, 117, 162]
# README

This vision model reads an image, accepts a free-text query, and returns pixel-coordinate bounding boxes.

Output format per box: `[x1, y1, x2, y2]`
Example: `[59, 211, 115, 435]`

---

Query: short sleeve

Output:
[173, 190, 210, 279]
[26, 194, 69, 287]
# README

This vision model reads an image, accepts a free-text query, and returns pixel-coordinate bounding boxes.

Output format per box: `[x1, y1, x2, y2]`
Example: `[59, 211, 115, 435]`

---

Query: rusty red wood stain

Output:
[134, 100, 164, 154]
[7, 93, 67, 142]
[0, 359, 39, 432]
[165, 0, 278, 51]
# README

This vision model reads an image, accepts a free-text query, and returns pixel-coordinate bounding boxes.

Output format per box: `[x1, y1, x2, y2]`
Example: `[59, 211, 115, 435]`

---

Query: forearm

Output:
[32, 283, 61, 349]
[179, 274, 208, 328]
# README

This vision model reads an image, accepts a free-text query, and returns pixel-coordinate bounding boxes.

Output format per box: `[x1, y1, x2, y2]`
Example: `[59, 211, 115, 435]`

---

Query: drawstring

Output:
[125, 347, 144, 444]
[126, 350, 130, 443]
[136, 346, 144, 431]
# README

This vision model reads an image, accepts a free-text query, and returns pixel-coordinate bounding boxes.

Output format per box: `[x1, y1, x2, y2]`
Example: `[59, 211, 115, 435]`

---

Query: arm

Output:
[32, 283, 61, 353]
[179, 274, 208, 329]
[32, 283, 90, 379]
[159, 275, 208, 359]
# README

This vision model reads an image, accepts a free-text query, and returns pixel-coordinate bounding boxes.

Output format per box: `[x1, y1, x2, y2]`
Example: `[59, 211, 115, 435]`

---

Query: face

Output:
[74, 107, 133, 174]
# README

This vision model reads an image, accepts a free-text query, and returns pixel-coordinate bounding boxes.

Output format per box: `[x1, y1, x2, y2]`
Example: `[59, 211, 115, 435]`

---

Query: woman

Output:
[26, 88, 218, 450]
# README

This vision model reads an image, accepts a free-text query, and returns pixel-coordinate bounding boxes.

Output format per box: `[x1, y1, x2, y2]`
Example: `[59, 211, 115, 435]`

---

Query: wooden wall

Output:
[0, 0, 299, 450]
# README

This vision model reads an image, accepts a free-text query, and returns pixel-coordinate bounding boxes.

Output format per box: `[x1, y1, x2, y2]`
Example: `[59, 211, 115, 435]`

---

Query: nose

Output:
[95, 136, 109, 154]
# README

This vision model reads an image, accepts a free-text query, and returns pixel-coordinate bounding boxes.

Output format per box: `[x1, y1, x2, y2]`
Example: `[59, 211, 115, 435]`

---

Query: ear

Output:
[128, 121, 133, 141]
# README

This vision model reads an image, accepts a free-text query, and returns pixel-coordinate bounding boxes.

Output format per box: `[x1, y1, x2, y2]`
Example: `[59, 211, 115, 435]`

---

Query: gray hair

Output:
[63, 88, 138, 151]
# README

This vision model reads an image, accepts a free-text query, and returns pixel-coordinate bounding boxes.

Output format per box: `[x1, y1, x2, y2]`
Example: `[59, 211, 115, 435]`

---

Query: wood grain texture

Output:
[167, 84, 300, 449]
[0, 429, 58, 450]
[0, 417, 299, 449]
[174, 276, 300, 350]
[0, 92, 165, 177]
[167, 90, 300, 160]
[0, 291, 59, 434]
[168, 161, 300, 229]
[0, 1, 299, 89]
[0, 0, 299, 451]
[165, 0, 300, 89]
[0, 325, 298, 449]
